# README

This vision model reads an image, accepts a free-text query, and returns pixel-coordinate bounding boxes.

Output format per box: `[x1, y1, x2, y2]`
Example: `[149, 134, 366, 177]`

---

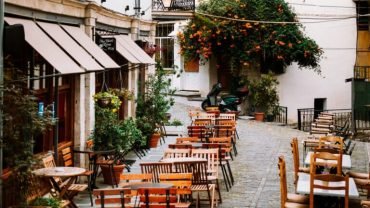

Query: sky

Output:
[90, 0, 152, 20]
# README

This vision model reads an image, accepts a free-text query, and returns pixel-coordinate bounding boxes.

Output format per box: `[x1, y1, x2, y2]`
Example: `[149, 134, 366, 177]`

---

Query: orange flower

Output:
[245, 23, 252, 28]
[288, 43, 293, 48]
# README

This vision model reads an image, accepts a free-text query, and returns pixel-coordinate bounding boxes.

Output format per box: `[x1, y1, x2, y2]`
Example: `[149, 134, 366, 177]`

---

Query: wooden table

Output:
[304, 151, 352, 169]
[73, 146, 115, 188]
[33, 167, 86, 208]
[296, 173, 359, 198]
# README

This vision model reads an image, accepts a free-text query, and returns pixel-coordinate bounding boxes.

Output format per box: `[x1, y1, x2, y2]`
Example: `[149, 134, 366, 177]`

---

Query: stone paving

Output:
[75, 100, 369, 207]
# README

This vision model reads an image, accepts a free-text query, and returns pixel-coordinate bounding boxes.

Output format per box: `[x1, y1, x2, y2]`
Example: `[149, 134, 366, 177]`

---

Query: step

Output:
[173, 90, 201, 98]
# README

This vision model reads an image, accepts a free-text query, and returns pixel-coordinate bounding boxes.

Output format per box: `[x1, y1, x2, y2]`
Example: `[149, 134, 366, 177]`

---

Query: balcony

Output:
[354, 66, 370, 80]
[152, 0, 195, 20]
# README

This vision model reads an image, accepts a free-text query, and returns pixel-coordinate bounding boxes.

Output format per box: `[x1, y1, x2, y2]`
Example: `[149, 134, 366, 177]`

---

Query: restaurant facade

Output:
[3, 0, 155, 169]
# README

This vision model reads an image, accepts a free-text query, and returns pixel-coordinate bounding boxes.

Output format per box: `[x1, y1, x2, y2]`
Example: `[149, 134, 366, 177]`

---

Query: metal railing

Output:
[354, 66, 370, 80]
[273, 106, 288, 125]
[297, 108, 352, 132]
[353, 106, 370, 131]
[152, 0, 195, 11]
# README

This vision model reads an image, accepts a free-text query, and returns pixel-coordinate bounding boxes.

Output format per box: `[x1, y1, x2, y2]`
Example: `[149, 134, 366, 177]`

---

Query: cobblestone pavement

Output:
[75, 100, 369, 207]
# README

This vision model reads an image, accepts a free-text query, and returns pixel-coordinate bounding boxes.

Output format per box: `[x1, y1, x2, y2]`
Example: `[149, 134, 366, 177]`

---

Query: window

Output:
[155, 23, 174, 69]
[357, 1, 369, 31]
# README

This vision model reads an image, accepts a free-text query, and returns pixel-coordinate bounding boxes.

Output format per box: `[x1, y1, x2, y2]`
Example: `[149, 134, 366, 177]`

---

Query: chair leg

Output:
[232, 140, 238, 156]
[236, 129, 240, 140]
[110, 164, 118, 188]
[87, 176, 93, 206]
[221, 164, 230, 191]
[216, 179, 222, 204]
[226, 160, 234, 185]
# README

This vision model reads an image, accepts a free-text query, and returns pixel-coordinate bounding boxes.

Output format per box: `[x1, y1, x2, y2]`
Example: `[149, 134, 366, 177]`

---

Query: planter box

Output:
[164, 126, 184, 136]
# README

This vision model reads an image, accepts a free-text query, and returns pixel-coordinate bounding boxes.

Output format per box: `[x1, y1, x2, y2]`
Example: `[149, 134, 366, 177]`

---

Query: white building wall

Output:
[279, 0, 356, 122]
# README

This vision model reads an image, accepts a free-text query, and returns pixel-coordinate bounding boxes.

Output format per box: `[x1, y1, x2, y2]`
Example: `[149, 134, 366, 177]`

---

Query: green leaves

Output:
[179, 0, 323, 74]
[136, 63, 175, 145]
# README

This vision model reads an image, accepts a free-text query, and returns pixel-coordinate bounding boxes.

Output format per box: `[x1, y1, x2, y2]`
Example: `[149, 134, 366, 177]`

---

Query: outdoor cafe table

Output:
[304, 151, 352, 169]
[73, 146, 115, 188]
[33, 167, 86, 208]
[296, 173, 359, 198]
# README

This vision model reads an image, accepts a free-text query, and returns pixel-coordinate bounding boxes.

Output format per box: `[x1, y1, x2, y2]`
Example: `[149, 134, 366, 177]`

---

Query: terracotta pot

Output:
[149, 133, 161, 148]
[100, 164, 125, 185]
[254, 112, 265, 122]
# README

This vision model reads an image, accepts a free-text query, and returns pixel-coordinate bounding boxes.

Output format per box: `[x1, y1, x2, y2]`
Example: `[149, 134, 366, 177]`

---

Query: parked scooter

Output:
[201, 83, 249, 112]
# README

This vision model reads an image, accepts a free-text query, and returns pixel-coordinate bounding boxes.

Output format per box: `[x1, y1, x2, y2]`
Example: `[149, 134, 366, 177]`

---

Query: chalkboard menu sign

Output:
[98, 38, 116, 51]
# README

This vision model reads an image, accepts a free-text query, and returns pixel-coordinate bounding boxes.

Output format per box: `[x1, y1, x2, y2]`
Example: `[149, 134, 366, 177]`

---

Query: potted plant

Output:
[93, 91, 121, 109]
[248, 72, 280, 121]
[136, 63, 175, 148]
[110, 88, 134, 101]
[91, 92, 130, 185]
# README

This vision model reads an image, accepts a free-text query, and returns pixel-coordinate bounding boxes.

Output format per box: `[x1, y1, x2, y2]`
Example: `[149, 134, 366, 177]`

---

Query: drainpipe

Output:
[0, 0, 4, 206]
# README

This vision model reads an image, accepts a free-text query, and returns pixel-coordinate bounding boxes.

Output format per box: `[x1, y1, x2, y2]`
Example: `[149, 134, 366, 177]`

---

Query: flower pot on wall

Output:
[254, 112, 265, 122]
[149, 133, 161, 148]
[100, 164, 125, 185]
[184, 58, 199, 72]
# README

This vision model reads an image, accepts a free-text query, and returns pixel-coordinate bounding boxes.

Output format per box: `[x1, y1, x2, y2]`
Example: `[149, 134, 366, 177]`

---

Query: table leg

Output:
[92, 156, 99, 189]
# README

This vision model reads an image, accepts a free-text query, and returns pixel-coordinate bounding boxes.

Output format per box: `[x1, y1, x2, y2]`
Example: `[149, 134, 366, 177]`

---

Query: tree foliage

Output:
[178, 0, 323, 74]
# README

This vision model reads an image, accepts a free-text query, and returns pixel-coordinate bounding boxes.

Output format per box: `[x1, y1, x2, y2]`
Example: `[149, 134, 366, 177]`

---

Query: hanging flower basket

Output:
[93, 91, 121, 111]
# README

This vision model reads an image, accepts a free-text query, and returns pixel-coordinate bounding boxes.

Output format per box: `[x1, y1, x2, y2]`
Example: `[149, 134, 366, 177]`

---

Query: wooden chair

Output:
[159, 173, 193, 203]
[120, 173, 153, 184]
[193, 118, 212, 126]
[93, 188, 132, 208]
[213, 125, 237, 156]
[60, 147, 93, 205]
[187, 126, 210, 142]
[361, 200, 370, 208]
[291, 138, 310, 186]
[215, 119, 240, 140]
[140, 162, 173, 183]
[310, 151, 343, 175]
[202, 143, 233, 191]
[191, 148, 221, 204]
[318, 136, 344, 151]
[173, 161, 216, 208]
[168, 144, 193, 149]
[163, 149, 191, 159]
[176, 137, 200, 144]
[218, 113, 236, 121]
[278, 156, 309, 208]
[42, 154, 90, 204]
[348, 171, 370, 197]
[138, 188, 182, 208]
[309, 173, 349, 208]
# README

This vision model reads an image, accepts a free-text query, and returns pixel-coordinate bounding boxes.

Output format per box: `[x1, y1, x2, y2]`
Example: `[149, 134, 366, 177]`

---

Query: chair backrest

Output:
[138, 188, 177, 208]
[194, 118, 212, 126]
[168, 143, 192, 149]
[309, 174, 349, 208]
[42, 154, 57, 168]
[213, 125, 234, 137]
[218, 113, 236, 121]
[187, 126, 209, 139]
[318, 136, 343, 151]
[173, 161, 209, 185]
[120, 173, 152, 182]
[278, 156, 288, 208]
[42, 154, 62, 183]
[191, 148, 219, 177]
[310, 151, 342, 175]
[60, 147, 73, 167]
[140, 162, 173, 183]
[159, 173, 192, 195]
[197, 113, 216, 120]
[176, 137, 199, 144]
[93, 188, 132, 208]
[290, 138, 300, 185]
[214, 119, 236, 126]
[163, 148, 191, 159]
